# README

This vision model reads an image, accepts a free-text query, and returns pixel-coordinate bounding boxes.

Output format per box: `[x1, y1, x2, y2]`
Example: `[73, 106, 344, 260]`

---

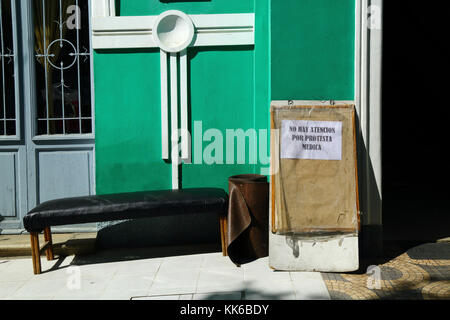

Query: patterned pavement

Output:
[321, 242, 450, 300]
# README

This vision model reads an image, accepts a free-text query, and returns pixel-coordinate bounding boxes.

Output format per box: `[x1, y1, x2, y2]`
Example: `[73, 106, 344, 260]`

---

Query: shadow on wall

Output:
[353, 111, 383, 260]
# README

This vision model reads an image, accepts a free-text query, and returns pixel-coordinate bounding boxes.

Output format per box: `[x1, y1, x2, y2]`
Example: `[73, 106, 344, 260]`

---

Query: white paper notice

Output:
[281, 120, 343, 160]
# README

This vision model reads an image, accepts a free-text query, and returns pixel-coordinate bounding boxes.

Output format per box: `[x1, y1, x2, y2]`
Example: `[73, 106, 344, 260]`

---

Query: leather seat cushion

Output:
[23, 188, 228, 232]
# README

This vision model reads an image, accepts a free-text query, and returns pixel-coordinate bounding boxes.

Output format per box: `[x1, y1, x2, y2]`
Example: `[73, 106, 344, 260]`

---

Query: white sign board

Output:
[281, 120, 343, 160]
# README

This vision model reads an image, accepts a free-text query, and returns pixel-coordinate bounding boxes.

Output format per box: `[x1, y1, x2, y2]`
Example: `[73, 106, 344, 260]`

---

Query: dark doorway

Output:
[382, 2, 450, 245]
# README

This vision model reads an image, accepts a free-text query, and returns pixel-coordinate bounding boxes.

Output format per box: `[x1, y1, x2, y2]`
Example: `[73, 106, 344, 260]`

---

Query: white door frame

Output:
[355, 0, 383, 230]
[25, 0, 96, 233]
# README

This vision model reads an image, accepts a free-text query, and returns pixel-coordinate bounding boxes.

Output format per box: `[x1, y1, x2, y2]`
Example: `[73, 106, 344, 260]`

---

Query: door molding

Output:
[0, 0, 97, 233]
[0, 0, 28, 231]
[24, 0, 96, 206]
[355, 0, 383, 228]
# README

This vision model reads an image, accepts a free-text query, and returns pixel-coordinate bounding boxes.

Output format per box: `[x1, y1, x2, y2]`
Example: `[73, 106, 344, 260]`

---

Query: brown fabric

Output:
[271, 104, 360, 235]
[227, 174, 269, 265]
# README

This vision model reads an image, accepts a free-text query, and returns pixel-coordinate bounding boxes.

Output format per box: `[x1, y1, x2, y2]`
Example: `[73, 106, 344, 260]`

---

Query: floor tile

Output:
[148, 268, 200, 296]
[132, 294, 185, 300]
[243, 269, 291, 284]
[99, 292, 133, 300]
[244, 281, 296, 300]
[202, 253, 238, 269]
[0, 281, 26, 299]
[0, 250, 333, 301]
[196, 268, 244, 294]
[114, 258, 162, 277]
[10, 278, 67, 299]
[103, 274, 152, 296]
[194, 292, 242, 300]
[8, 295, 54, 300]
[158, 255, 204, 271]
[54, 291, 105, 300]
[0, 269, 34, 282]
[0, 260, 12, 272]
[290, 272, 331, 300]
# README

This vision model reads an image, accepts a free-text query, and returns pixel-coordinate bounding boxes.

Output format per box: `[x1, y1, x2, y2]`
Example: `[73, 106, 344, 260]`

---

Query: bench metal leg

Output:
[44, 227, 54, 261]
[30, 232, 41, 275]
[219, 215, 228, 256]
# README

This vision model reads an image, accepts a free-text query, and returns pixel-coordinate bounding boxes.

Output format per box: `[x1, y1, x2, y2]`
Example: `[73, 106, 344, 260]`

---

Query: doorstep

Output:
[0, 232, 97, 258]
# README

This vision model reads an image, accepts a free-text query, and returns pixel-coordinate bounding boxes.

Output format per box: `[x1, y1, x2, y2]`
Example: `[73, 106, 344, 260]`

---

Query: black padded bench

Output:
[23, 188, 229, 274]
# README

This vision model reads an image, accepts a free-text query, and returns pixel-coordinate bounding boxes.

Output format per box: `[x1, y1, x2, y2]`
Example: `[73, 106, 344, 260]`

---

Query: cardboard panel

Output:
[271, 104, 359, 235]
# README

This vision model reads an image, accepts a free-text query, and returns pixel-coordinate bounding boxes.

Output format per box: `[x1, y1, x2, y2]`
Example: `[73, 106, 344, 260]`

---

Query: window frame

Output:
[0, 0, 21, 141]
[30, 0, 96, 140]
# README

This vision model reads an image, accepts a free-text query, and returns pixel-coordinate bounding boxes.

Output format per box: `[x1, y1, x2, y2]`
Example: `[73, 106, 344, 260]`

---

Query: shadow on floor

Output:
[69, 242, 222, 266]
[41, 242, 222, 274]
[349, 241, 450, 276]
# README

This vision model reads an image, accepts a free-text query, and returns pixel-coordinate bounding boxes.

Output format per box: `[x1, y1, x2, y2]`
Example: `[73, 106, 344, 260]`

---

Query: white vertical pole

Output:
[354, 0, 362, 117]
[92, 0, 113, 17]
[360, 0, 368, 144]
[359, 0, 369, 226]
[160, 50, 169, 159]
[368, 0, 383, 225]
[180, 49, 189, 161]
[108, 0, 116, 16]
[170, 52, 179, 189]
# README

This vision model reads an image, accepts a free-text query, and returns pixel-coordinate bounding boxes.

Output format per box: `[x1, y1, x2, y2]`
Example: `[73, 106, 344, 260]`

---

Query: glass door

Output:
[0, 0, 96, 232]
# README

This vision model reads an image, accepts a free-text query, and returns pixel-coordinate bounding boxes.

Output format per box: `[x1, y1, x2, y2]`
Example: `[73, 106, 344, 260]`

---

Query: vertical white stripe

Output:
[180, 50, 189, 161]
[361, 0, 370, 225]
[360, 0, 368, 143]
[170, 52, 179, 189]
[354, 0, 362, 117]
[0, 0, 6, 134]
[160, 50, 169, 159]
[368, 0, 383, 224]
[41, 0, 50, 134]
[108, 0, 116, 16]
[91, 0, 115, 17]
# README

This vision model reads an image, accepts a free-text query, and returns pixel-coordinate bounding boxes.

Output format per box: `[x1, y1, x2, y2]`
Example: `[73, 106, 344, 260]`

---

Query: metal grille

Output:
[34, 0, 93, 135]
[0, 0, 16, 136]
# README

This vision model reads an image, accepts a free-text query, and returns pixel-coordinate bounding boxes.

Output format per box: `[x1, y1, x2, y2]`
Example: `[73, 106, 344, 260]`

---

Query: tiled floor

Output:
[1, 243, 448, 300]
[322, 243, 450, 300]
[0, 250, 330, 300]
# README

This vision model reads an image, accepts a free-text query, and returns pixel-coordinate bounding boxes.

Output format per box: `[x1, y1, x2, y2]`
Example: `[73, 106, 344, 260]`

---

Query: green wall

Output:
[94, 0, 267, 195]
[117, 0, 253, 15]
[94, 0, 355, 195]
[94, 49, 170, 194]
[271, 0, 355, 100]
